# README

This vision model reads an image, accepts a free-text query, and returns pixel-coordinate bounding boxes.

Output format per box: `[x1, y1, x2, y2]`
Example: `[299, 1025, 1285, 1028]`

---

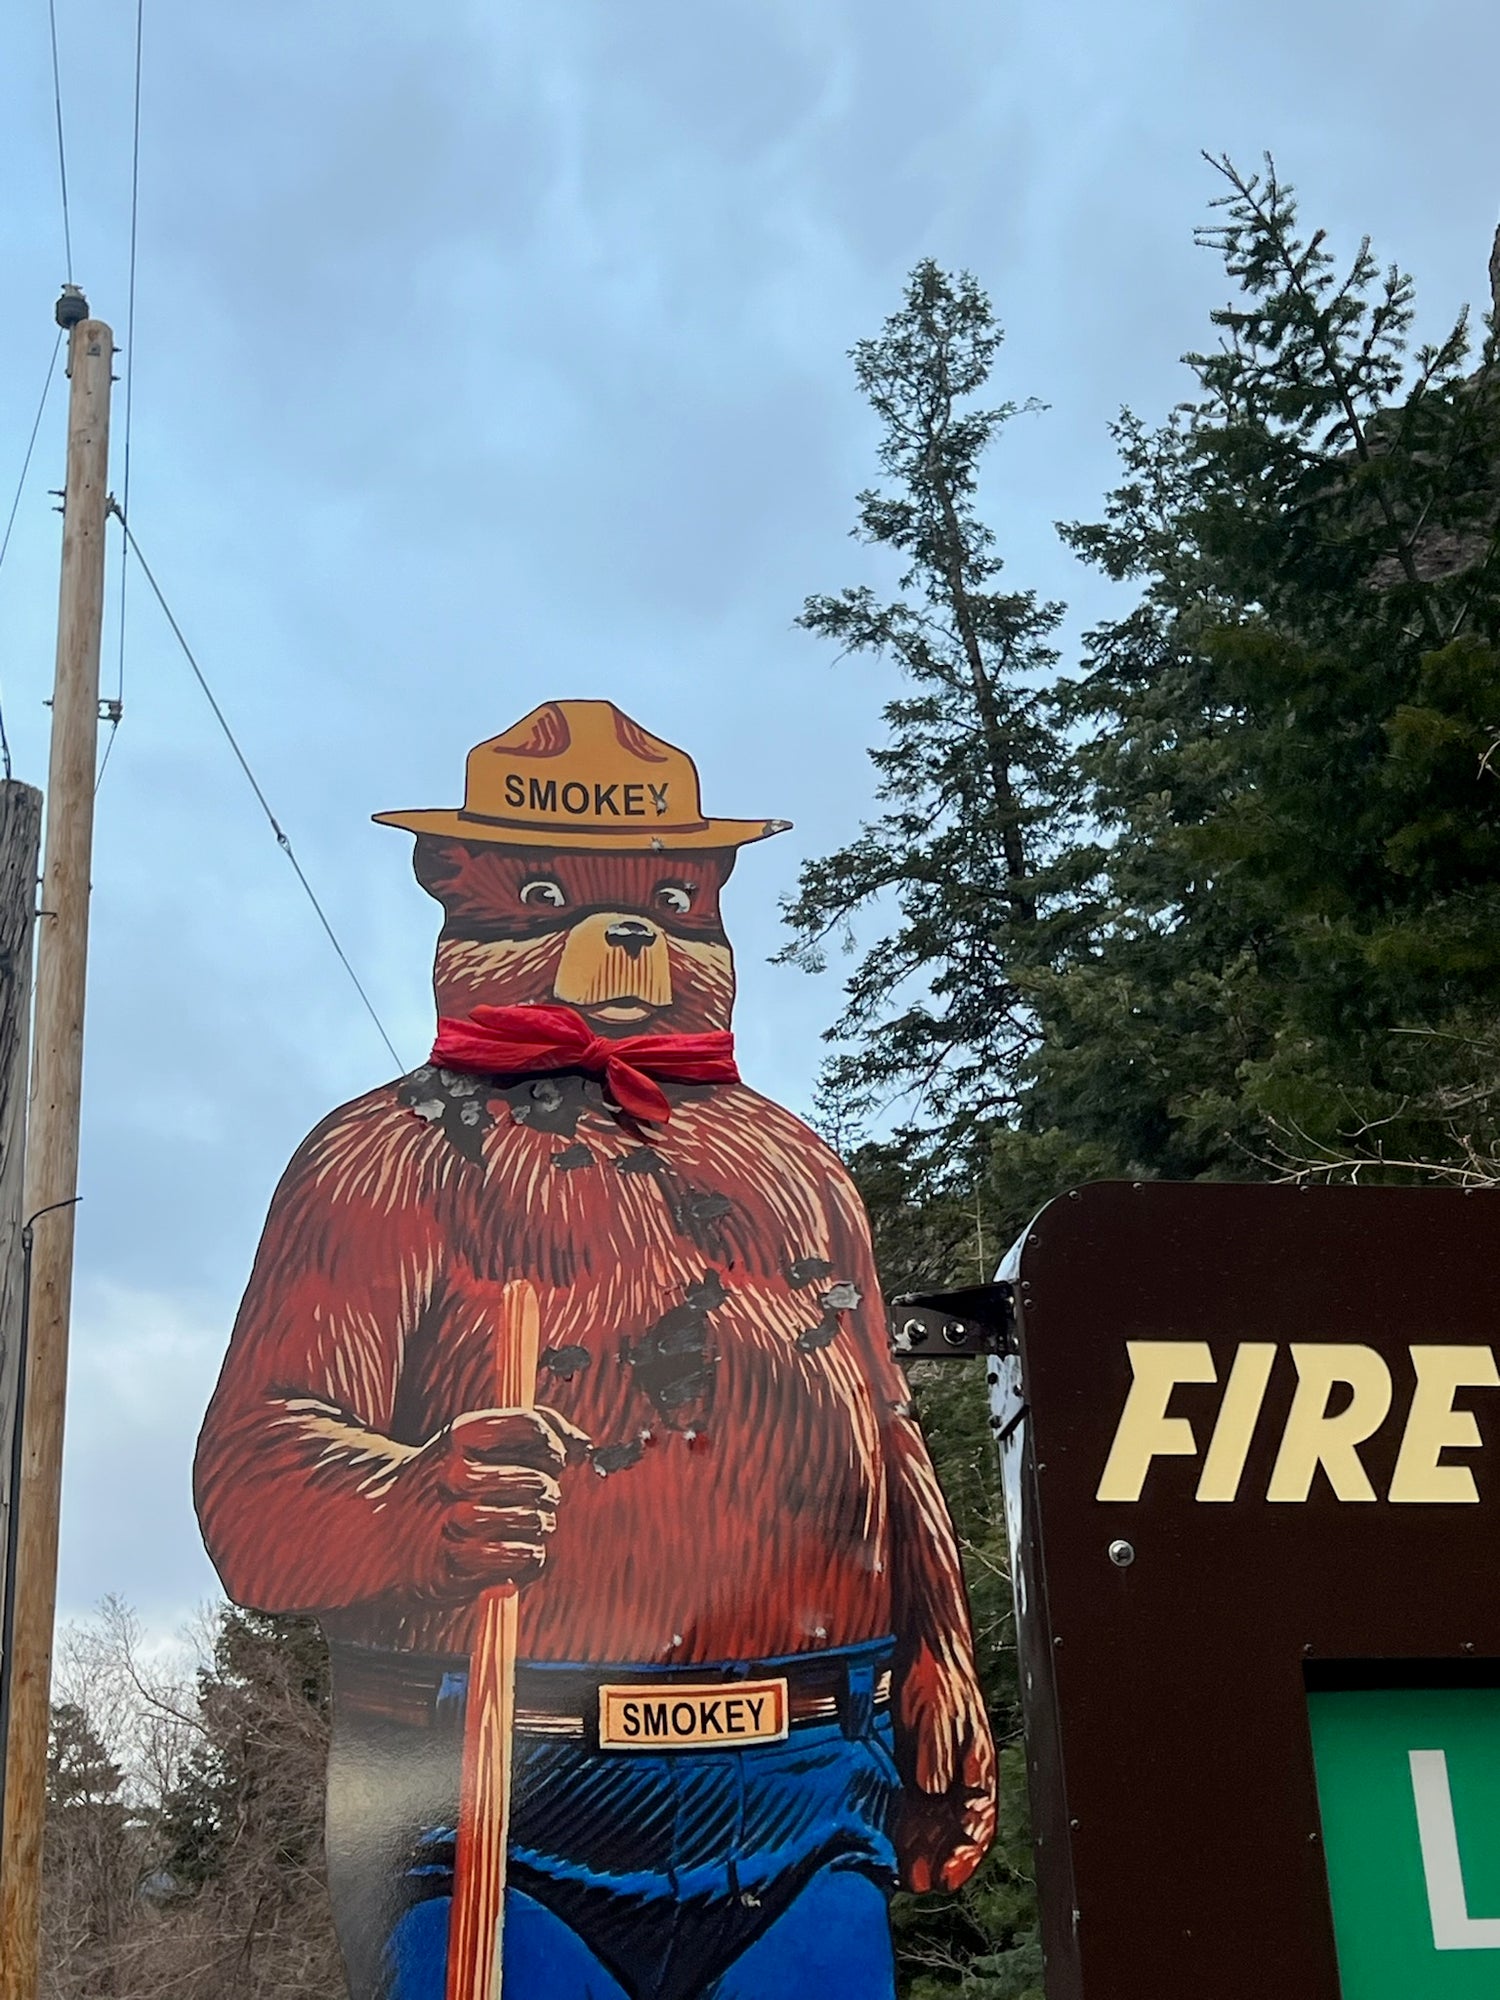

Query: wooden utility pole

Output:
[0, 782, 43, 1697]
[0, 298, 112, 2000]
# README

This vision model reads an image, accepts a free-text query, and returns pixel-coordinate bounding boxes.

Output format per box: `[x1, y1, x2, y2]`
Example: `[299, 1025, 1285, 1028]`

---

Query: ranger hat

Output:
[374, 699, 791, 852]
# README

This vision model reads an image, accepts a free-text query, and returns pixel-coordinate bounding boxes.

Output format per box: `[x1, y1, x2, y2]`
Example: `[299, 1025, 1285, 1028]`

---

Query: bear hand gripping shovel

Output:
[445, 1279, 540, 2000]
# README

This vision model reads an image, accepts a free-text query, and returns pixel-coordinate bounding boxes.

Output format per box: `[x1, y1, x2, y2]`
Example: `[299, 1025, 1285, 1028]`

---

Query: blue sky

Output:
[1, 0, 1497, 1634]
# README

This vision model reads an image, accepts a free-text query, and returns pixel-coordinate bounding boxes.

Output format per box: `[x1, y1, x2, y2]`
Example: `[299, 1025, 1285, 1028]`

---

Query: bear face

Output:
[414, 839, 738, 1035]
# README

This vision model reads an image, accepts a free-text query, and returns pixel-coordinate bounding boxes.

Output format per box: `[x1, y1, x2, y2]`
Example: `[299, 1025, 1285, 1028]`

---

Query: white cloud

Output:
[57, 1278, 228, 1630]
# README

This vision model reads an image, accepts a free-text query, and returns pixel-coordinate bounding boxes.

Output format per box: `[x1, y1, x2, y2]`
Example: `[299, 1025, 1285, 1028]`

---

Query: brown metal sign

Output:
[998, 1180, 1500, 2000]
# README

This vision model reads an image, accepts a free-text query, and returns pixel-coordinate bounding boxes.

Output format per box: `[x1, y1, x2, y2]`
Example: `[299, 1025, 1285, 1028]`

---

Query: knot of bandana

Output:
[429, 1004, 739, 1124]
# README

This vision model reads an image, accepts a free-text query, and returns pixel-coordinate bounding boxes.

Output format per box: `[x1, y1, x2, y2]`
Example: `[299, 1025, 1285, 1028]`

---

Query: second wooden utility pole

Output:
[0, 297, 113, 2000]
[0, 779, 43, 1770]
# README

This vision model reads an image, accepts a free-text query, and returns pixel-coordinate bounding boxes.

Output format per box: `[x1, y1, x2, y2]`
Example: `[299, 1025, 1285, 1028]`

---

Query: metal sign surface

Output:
[194, 700, 995, 2000]
[998, 1180, 1500, 2000]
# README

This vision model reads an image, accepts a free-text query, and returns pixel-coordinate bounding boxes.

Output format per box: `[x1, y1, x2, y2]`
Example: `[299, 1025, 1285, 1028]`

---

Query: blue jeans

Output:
[376, 1643, 900, 2000]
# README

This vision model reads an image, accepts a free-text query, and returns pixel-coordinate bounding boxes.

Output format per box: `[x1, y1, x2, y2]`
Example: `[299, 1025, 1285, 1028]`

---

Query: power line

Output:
[108, 503, 406, 1073]
[0, 330, 65, 780]
[98, 0, 147, 788]
[46, 0, 73, 283]
[108, 0, 146, 751]
[0, 333, 62, 580]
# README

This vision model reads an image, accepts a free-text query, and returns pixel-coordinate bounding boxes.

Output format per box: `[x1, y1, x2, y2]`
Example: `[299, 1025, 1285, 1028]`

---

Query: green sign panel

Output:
[1310, 1687, 1500, 1997]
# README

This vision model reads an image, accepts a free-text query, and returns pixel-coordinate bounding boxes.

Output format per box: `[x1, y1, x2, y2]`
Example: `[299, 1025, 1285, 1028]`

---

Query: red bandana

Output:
[430, 1004, 739, 1125]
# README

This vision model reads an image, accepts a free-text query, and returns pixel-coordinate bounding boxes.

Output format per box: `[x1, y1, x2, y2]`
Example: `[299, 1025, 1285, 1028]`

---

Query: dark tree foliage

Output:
[41, 1604, 344, 1996]
[777, 260, 1068, 1171]
[800, 165, 1500, 1213]
[1037, 156, 1500, 1183]
[48, 1700, 129, 1818]
[159, 1607, 331, 1893]
[803, 163, 1500, 1996]
[44, 1701, 136, 1989]
[846, 1182, 1038, 2000]
[890, 1353, 1040, 2000]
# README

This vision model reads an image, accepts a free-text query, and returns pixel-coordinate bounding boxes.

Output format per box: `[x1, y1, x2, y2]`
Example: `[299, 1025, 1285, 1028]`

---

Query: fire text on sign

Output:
[1097, 1341, 1500, 1504]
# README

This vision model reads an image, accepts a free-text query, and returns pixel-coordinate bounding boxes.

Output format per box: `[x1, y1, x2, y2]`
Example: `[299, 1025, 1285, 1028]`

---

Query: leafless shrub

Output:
[40, 1600, 344, 2000]
[1265, 1028, 1500, 1191]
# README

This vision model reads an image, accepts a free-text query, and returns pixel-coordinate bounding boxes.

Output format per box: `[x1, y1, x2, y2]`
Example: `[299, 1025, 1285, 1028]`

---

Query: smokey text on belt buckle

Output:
[597, 1676, 790, 1750]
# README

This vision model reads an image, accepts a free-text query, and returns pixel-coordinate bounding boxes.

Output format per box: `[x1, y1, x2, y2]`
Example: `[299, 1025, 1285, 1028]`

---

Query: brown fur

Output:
[193, 837, 996, 1887]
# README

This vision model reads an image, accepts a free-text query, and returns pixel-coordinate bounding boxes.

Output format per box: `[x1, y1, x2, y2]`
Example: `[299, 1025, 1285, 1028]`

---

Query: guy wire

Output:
[0, 329, 65, 780]
[109, 503, 406, 1072]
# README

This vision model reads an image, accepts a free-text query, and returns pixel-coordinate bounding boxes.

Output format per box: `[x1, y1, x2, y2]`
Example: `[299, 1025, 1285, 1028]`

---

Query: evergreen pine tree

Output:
[790, 171, 1500, 1998]
[778, 259, 1069, 1189]
[1034, 155, 1500, 1181]
[44, 1700, 136, 1983]
[158, 1606, 330, 1894]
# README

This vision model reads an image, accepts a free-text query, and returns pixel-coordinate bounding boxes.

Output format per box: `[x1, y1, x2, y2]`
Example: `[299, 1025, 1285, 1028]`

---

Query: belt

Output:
[329, 1640, 893, 1741]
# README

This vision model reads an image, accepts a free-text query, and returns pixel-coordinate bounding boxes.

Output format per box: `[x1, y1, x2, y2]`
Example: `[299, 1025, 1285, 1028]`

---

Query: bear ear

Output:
[413, 838, 524, 916]
[412, 837, 480, 907]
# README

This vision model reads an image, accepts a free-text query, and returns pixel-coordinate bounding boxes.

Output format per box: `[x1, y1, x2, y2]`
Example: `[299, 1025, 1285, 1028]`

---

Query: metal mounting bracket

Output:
[886, 1281, 1015, 1358]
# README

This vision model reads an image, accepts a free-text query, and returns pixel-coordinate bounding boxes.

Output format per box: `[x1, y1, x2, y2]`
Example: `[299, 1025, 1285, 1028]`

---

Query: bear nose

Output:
[605, 918, 658, 962]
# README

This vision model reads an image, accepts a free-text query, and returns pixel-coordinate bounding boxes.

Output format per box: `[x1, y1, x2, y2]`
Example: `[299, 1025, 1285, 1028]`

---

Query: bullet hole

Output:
[657, 1179, 736, 1256]
[538, 1345, 592, 1381]
[796, 1278, 862, 1351]
[787, 1256, 834, 1290]
[617, 1148, 736, 1253]
[678, 1190, 732, 1226]
[397, 1066, 495, 1164]
[795, 1315, 841, 1353]
[494, 1072, 589, 1137]
[620, 1270, 728, 1427]
[591, 1438, 646, 1476]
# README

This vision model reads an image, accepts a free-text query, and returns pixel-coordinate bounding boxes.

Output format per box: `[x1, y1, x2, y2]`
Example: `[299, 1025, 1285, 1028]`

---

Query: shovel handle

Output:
[445, 1279, 540, 2000]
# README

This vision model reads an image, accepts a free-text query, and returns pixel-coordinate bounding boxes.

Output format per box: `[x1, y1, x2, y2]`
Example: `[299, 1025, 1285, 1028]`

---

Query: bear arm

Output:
[193, 1116, 448, 1614]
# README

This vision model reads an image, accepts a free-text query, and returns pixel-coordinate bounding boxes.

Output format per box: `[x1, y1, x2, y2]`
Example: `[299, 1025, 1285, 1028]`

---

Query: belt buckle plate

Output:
[597, 1676, 790, 1751]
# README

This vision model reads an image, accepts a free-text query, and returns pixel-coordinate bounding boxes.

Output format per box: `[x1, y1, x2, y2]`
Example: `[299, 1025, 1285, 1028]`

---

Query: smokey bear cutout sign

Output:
[194, 700, 995, 2000]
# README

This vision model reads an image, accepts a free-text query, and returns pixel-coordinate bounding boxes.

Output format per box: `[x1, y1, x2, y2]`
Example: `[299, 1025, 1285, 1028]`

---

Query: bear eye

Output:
[520, 879, 567, 908]
[655, 884, 693, 914]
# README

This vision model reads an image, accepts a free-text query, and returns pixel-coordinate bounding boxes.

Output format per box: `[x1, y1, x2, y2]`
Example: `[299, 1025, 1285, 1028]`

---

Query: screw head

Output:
[1108, 1539, 1135, 1568]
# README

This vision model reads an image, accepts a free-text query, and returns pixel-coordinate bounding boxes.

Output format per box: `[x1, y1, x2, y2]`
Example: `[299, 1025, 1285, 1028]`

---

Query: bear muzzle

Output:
[554, 910, 673, 1021]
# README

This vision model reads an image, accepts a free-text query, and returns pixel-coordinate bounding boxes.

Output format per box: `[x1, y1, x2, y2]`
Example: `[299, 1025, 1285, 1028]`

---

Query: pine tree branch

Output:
[1207, 153, 1442, 644]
